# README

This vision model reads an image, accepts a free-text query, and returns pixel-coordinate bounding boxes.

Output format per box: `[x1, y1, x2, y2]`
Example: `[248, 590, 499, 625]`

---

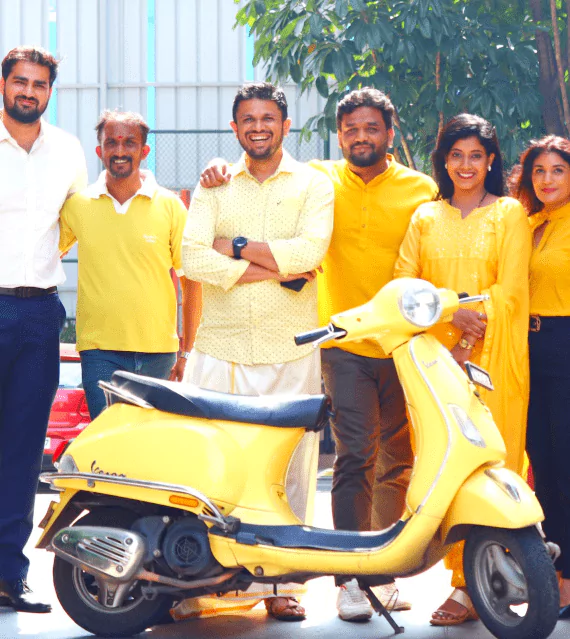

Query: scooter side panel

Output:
[441, 468, 544, 542]
[394, 335, 508, 520]
[49, 403, 306, 522]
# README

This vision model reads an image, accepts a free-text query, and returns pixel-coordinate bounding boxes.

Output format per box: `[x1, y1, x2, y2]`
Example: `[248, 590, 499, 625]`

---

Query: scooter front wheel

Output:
[52, 507, 174, 637]
[464, 525, 558, 639]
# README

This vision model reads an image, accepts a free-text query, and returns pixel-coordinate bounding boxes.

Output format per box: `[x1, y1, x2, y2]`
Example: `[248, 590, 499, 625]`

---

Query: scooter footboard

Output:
[441, 467, 544, 544]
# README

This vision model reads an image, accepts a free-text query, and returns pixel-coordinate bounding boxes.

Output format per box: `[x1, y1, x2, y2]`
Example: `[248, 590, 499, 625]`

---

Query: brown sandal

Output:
[265, 596, 306, 621]
[430, 588, 478, 626]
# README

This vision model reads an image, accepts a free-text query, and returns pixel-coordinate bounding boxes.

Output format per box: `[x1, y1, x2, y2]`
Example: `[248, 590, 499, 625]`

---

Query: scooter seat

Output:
[108, 371, 330, 432]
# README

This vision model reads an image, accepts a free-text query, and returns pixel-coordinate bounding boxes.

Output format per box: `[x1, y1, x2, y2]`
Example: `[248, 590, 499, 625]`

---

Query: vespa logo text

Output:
[91, 461, 127, 478]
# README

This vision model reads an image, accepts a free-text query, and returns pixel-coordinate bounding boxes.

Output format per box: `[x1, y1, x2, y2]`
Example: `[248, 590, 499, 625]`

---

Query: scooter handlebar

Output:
[294, 325, 347, 346]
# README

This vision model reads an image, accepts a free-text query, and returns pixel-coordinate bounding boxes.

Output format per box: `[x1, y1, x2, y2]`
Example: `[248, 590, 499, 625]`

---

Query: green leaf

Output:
[316, 75, 330, 97]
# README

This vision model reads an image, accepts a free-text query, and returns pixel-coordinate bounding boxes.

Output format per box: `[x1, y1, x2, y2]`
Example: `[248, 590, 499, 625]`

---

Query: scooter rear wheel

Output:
[464, 525, 558, 639]
[52, 507, 175, 637]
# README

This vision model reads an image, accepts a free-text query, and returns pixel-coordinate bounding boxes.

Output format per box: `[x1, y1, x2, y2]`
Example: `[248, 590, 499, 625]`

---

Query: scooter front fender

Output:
[441, 467, 544, 544]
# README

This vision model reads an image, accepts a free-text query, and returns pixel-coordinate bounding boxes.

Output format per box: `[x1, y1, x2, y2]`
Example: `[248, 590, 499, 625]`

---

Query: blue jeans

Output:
[0, 293, 66, 582]
[80, 349, 177, 419]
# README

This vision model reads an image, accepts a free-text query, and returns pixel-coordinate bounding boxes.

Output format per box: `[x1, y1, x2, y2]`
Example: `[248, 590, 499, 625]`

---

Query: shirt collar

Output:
[83, 169, 158, 200]
[343, 153, 397, 186]
[0, 114, 48, 145]
[232, 149, 297, 179]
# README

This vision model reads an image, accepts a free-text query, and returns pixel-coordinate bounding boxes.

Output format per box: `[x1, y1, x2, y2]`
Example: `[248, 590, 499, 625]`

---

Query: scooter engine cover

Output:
[51, 526, 146, 582]
[162, 518, 218, 577]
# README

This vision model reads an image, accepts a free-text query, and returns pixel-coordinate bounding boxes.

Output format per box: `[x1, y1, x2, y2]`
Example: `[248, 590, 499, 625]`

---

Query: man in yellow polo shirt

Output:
[199, 87, 436, 620]
[59, 110, 201, 419]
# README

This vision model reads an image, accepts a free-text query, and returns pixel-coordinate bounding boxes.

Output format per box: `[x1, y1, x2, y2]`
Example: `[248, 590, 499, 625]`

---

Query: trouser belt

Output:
[0, 286, 57, 298]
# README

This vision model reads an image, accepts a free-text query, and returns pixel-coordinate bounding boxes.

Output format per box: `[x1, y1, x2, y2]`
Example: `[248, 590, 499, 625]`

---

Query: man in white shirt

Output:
[0, 46, 87, 613]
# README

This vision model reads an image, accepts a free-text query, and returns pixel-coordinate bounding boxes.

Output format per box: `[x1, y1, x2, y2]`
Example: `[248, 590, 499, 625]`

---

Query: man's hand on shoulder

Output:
[200, 162, 231, 188]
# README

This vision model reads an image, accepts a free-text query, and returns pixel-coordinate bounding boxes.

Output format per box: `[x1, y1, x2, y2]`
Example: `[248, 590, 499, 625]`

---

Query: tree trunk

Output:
[529, 0, 566, 135]
[392, 110, 416, 170]
[436, 52, 444, 139]
[550, 0, 570, 134]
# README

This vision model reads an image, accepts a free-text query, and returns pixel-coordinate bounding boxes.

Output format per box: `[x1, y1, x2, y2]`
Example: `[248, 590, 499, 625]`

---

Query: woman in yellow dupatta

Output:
[394, 114, 531, 626]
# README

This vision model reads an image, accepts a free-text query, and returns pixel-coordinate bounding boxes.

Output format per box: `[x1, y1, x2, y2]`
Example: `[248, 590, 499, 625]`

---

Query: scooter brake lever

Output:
[312, 326, 347, 349]
[458, 293, 490, 305]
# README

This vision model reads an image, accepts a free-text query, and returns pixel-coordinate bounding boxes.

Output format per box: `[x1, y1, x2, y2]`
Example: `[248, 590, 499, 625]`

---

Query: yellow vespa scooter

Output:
[38, 278, 558, 639]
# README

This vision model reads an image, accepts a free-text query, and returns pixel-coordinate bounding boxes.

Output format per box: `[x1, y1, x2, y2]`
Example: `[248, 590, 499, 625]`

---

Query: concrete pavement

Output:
[0, 484, 569, 639]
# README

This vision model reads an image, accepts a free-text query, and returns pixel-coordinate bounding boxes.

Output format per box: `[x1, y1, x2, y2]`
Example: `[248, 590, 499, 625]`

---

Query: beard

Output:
[4, 96, 47, 124]
[344, 141, 389, 167]
[239, 129, 284, 161]
[107, 157, 134, 179]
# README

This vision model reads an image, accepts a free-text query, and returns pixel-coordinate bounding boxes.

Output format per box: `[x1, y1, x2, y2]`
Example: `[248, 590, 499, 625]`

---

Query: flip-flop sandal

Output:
[430, 588, 479, 626]
[265, 596, 306, 622]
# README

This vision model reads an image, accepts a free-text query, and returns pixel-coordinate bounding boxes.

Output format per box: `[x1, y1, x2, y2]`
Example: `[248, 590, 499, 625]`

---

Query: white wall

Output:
[0, 0, 338, 316]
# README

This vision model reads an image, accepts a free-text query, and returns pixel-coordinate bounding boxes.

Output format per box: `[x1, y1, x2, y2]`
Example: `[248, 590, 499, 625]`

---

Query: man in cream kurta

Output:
[180, 82, 333, 621]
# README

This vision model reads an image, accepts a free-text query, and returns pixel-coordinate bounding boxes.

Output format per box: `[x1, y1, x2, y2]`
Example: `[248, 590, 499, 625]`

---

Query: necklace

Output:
[450, 189, 487, 212]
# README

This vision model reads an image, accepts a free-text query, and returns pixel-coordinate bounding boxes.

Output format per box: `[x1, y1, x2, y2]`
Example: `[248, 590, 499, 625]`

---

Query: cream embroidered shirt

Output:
[182, 151, 334, 365]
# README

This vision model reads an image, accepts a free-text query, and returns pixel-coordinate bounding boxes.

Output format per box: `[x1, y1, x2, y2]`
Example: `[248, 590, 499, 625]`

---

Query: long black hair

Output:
[432, 113, 505, 200]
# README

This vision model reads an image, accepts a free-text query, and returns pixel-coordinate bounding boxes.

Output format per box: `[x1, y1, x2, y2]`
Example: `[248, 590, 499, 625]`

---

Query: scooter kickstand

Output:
[361, 585, 405, 635]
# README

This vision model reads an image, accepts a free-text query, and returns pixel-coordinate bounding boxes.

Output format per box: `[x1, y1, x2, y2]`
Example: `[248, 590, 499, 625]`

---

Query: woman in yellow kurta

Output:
[394, 114, 531, 626]
[510, 135, 570, 616]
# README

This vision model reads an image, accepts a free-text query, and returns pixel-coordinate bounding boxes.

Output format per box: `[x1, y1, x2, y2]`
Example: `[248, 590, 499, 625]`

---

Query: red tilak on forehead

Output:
[117, 136, 124, 140]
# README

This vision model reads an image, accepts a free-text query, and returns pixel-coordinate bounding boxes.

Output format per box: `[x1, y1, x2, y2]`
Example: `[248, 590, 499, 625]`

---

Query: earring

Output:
[444, 163, 448, 170]
[488, 165, 492, 172]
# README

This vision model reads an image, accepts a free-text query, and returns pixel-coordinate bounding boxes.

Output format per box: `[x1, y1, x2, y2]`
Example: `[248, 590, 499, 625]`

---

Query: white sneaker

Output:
[337, 579, 374, 621]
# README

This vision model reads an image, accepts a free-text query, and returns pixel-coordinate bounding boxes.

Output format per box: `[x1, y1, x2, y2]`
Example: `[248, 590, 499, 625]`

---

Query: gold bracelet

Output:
[458, 338, 474, 350]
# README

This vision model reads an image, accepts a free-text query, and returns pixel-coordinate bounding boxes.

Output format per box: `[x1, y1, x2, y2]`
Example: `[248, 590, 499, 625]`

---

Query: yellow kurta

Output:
[394, 197, 531, 587]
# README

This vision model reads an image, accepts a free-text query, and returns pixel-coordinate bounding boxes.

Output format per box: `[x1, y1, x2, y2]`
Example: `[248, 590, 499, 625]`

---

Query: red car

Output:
[42, 343, 90, 471]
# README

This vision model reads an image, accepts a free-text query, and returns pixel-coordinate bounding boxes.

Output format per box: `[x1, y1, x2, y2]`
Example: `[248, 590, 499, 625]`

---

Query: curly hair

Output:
[432, 113, 504, 200]
[336, 87, 394, 130]
[508, 135, 570, 215]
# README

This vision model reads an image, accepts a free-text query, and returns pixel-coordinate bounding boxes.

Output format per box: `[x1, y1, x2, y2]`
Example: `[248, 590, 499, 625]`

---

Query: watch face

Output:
[234, 237, 247, 249]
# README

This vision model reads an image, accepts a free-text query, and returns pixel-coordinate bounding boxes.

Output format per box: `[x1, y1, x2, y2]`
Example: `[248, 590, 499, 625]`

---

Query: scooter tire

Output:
[52, 507, 175, 637]
[464, 525, 558, 639]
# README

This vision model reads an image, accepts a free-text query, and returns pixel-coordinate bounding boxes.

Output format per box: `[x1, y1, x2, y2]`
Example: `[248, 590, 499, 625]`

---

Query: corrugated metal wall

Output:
[0, 0, 336, 183]
[0, 0, 337, 316]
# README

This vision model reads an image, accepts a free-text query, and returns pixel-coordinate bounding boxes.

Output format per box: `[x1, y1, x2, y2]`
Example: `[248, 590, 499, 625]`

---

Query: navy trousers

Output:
[0, 293, 65, 582]
[527, 316, 570, 578]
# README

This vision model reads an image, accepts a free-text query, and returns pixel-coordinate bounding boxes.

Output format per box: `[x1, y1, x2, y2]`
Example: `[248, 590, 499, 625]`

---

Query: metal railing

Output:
[148, 128, 331, 192]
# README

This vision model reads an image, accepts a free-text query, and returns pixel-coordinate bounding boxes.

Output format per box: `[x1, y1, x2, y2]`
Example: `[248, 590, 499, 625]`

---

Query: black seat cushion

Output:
[109, 371, 330, 432]
[210, 520, 406, 551]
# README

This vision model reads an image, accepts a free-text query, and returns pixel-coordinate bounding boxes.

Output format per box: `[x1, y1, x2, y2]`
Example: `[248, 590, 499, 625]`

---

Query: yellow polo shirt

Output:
[312, 156, 437, 358]
[182, 151, 334, 365]
[59, 171, 187, 353]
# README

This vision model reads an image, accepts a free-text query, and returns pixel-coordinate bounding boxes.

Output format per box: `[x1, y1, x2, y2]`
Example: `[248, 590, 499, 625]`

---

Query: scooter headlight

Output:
[398, 281, 442, 328]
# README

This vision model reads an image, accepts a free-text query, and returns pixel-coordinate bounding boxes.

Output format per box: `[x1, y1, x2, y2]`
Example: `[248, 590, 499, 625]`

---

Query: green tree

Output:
[236, 0, 570, 169]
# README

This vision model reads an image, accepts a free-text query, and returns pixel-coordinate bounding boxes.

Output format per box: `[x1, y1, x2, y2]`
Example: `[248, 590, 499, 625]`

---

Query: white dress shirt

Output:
[0, 116, 87, 288]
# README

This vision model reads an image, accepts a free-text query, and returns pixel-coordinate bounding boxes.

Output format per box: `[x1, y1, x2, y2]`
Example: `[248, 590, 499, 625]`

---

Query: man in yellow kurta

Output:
[313, 89, 437, 620]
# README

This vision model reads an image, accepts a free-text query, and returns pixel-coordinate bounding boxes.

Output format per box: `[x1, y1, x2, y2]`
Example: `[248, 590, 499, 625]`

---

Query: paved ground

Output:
[0, 472, 569, 639]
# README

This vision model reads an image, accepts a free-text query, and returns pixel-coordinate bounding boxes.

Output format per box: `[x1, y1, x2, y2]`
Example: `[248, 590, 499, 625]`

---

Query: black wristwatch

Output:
[232, 236, 248, 259]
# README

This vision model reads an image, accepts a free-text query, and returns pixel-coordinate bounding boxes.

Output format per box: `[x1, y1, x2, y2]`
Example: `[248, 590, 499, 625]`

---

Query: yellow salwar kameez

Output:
[394, 197, 531, 586]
